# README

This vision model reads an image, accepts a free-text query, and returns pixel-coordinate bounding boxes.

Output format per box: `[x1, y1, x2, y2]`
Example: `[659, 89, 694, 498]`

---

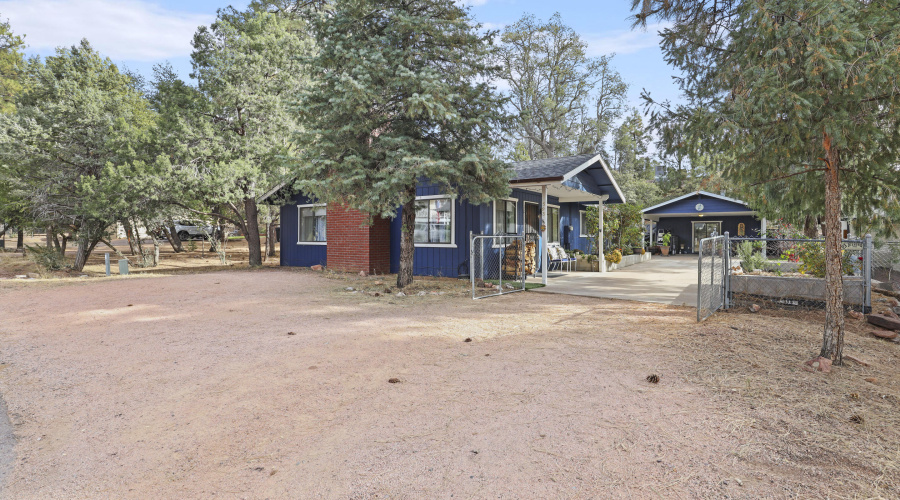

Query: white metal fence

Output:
[470, 234, 529, 299]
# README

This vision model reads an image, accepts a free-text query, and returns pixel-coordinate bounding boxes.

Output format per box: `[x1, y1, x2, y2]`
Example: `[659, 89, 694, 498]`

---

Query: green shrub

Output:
[25, 244, 68, 271]
[736, 241, 765, 271]
[794, 243, 855, 277]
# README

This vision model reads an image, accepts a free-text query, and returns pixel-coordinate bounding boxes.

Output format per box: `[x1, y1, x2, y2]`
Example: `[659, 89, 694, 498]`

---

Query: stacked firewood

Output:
[502, 240, 536, 277]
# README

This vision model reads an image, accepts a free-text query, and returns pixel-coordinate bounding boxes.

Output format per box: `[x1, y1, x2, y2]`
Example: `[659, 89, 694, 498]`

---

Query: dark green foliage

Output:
[295, 0, 511, 218]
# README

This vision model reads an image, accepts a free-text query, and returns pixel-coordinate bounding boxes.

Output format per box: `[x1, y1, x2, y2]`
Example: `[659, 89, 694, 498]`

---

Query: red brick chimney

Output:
[326, 203, 391, 275]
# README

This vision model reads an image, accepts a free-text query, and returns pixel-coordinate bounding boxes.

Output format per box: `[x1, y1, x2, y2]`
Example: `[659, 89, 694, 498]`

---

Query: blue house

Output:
[642, 191, 762, 254]
[271, 153, 625, 280]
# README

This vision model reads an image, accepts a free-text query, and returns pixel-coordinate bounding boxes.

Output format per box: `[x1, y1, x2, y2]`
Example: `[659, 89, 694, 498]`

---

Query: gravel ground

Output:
[0, 269, 881, 498]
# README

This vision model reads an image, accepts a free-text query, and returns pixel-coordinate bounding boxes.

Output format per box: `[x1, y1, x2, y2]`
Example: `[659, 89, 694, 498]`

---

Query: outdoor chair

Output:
[548, 243, 576, 272]
[556, 246, 576, 271]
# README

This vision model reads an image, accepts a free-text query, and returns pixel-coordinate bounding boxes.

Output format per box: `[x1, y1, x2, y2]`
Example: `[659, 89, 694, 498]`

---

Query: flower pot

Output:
[660, 245, 670, 256]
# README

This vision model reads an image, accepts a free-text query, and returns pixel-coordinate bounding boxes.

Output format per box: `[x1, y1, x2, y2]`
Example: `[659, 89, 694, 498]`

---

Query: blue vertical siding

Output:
[645, 193, 752, 215]
[655, 215, 761, 253]
[279, 192, 328, 267]
[279, 183, 618, 276]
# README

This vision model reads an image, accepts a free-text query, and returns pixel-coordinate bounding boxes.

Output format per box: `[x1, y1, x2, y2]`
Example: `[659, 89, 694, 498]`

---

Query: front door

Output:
[692, 221, 721, 251]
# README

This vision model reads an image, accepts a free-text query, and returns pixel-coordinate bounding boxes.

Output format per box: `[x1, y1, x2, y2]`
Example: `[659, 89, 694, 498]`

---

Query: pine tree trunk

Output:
[16, 229, 23, 250]
[266, 220, 277, 259]
[244, 197, 263, 267]
[819, 134, 845, 365]
[164, 225, 183, 252]
[122, 219, 137, 255]
[397, 186, 417, 288]
[73, 235, 92, 272]
[132, 218, 144, 257]
[803, 215, 818, 238]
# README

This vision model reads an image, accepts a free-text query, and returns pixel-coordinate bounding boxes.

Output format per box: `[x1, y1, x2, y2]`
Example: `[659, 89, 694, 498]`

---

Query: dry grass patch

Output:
[671, 308, 900, 497]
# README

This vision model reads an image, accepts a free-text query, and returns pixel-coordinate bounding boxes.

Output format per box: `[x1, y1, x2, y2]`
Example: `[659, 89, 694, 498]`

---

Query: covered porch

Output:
[509, 153, 625, 285]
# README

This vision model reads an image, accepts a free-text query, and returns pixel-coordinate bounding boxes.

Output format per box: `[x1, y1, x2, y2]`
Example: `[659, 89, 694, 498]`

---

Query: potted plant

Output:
[660, 233, 671, 256]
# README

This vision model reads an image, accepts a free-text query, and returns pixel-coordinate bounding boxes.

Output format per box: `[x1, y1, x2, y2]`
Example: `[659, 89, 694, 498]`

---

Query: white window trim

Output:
[492, 198, 519, 248]
[579, 210, 599, 238]
[524, 201, 561, 244]
[414, 195, 457, 248]
[691, 220, 723, 249]
[297, 203, 327, 246]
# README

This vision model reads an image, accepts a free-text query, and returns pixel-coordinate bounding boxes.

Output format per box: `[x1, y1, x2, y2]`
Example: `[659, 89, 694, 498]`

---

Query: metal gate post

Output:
[499, 237, 504, 292]
[864, 233, 873, 313]
[723, 232, 730, 309]
[470, 234, 476, 299]
[697, 242, 703, 322]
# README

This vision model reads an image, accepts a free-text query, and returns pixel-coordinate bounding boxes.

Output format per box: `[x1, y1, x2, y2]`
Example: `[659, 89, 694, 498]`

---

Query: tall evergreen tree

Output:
[295, 0, 511, 288]
[633, 0, 900, 364]
[0, 16, 24, 114]
[0, 41, 156, 270]
[178, 6, 310, 267]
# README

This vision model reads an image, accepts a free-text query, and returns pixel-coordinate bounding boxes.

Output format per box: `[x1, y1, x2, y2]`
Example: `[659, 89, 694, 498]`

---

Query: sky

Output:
[0, 0, 682, 115]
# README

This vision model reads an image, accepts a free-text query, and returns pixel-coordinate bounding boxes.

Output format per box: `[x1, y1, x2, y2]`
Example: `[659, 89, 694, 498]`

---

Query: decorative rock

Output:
[847, 310, 864, 321]
[883, 309, 900, 320]
[396, 292, 406, 297]
[358, 270, 367, 277]
[871, 329, 898, 340]
[310, 265, 323, 271]
[749, 304, 761, 313]
[345, 287, 355, 291]
[867, 313, 900, 331]
[802, 356, 832, 373]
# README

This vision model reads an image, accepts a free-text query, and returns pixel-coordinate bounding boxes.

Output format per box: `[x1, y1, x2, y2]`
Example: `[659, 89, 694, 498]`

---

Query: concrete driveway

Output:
[531, 255, 699, 307]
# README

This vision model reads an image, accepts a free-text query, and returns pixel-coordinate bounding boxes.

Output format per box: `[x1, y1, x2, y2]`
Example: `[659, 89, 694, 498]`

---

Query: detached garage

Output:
[642, 191, 763, 254]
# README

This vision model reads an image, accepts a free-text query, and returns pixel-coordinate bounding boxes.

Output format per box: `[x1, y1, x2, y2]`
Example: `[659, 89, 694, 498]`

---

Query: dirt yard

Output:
[0, 269, 898, 498]
[0, 235, 279, 280]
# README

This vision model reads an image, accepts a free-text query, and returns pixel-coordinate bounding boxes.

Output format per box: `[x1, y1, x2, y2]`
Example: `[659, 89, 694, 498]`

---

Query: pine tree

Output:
[295, 0, 511, 288]
[180, 6, 310, 267]
[633, 0, 900, 364]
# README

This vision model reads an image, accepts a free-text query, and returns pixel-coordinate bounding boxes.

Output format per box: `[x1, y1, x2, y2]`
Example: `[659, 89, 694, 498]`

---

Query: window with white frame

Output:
[579, 210, 588, 237]
[414, 196, 454, 245]
[298, 204, 326, 244]
[493, 199, 517, 234]
[548, 206, 560, 243]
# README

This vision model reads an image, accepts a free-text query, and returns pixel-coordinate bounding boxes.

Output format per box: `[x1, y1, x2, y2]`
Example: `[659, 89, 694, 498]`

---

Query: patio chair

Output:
[556, 246, 576, 272]
[547, 243, 575, 272]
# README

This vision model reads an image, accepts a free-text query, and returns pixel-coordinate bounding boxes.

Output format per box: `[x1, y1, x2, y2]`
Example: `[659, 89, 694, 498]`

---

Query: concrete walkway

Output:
[532, 255, 699, 307]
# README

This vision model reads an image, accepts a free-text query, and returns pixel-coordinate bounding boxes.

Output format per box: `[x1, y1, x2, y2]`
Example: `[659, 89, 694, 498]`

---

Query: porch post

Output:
[541, 185, 548, 285]
[598, 197, 606, 273]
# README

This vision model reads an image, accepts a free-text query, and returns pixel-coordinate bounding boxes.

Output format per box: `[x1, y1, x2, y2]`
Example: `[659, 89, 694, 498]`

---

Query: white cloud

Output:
[456, 0, 490, 6]
[583, 22, 670, 57]
[0, 0, 213, 61]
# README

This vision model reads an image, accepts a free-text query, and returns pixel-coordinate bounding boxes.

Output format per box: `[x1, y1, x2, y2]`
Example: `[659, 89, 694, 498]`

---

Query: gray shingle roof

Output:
[509, 154, 598, 181]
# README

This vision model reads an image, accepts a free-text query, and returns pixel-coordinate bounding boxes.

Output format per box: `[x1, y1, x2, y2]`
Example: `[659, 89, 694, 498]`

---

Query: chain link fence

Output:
[470, 235, 531, 299]
[697, 235, 728, 321]
[871, 240, 900, 294]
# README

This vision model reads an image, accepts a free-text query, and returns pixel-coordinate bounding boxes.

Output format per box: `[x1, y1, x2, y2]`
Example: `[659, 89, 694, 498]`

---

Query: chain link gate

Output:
[697, 235, 729, 321]
[470, 234, 530, 299]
